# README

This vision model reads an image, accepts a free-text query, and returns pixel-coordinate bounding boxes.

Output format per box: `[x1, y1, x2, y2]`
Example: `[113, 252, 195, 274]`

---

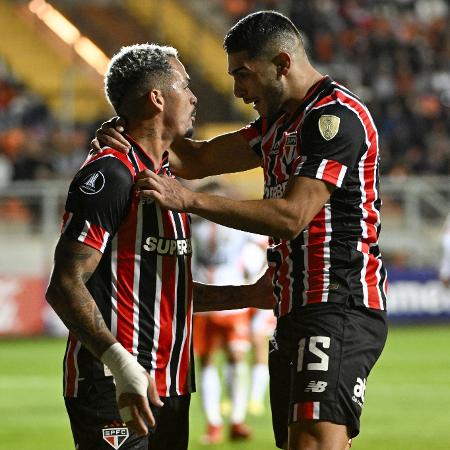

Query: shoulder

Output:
[311, 82, 374, 131]
[303, 100, 365, 144]
[82, 148, 135, 173]
[73, 149, 134, 191]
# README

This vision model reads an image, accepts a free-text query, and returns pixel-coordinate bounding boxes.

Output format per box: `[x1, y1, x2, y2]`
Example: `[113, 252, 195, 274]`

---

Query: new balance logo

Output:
[304, 381, 327, 393]
[352, 377, 366, 407]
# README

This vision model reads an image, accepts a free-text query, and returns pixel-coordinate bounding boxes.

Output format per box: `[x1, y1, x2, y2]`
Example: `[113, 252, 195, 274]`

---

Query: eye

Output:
[235, 72, 249, 81]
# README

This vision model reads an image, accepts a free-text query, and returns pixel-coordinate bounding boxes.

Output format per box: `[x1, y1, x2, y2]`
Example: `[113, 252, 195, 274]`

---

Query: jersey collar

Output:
[125, 134, 169, 173]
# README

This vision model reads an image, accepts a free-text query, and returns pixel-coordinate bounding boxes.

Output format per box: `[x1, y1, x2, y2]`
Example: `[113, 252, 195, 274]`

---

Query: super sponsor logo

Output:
[143, 236, 192, 256]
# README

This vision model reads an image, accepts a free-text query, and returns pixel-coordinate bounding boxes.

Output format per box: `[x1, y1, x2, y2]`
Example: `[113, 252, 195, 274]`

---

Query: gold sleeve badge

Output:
[318, 115, 340, 141]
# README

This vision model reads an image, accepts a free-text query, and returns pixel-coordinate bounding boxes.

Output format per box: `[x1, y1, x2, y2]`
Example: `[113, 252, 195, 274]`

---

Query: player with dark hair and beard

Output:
[94, 10, 389, 450]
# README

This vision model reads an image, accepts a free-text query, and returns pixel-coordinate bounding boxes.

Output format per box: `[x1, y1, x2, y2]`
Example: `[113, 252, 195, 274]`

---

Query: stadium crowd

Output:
[221, 0, 450, 176]
[0, 58, 92, 185]
[0, 0, 449, 184]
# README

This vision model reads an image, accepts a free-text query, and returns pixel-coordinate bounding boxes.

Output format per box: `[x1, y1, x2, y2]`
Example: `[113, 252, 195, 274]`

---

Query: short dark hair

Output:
[104, 43, 178, 113]
[223, 10, 302, 58]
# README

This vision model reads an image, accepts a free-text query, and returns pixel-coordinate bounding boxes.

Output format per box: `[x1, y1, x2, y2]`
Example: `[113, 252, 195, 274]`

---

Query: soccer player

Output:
[239, 234, 275, 417]
[45, 43, 195, 450]
[94, 11, 389, 450]
[45, 43, 271, 450]
[192, 199, 256, 443]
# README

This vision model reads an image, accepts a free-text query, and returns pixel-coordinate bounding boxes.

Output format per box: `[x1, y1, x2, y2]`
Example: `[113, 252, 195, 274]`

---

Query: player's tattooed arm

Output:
[46, 235, 116, 358]
[193, 269, 274, 312]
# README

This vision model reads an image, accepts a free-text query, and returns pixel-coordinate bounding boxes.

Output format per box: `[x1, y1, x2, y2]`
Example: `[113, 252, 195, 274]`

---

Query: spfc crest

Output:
[285, 133, 297, 149]
[318, 115, 340, 141]
[102, 426, 129, 449]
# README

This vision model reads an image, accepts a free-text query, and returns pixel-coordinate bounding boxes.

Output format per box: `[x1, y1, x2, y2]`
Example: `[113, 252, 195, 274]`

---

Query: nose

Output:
[190, 92, 197, 105]
[233, 79, 244, 99]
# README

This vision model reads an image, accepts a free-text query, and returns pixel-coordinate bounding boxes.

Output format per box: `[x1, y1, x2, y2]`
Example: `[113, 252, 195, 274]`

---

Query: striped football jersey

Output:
[61, 136, 195, 398]
[241, 76, 388, 317]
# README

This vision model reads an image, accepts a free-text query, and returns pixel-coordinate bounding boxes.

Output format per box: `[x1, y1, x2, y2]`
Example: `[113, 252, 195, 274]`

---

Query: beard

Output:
[184, 126, 194, 138]
[264, 79, 284, 122]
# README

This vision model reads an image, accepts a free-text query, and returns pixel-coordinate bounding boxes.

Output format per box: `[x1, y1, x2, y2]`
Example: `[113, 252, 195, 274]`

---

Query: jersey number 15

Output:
[297, 336, 331, 372]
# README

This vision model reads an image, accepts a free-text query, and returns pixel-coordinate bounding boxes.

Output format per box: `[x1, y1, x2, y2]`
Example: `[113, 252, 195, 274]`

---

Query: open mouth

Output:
[252, 100, 260, 110]
[243, 98, 260, 109]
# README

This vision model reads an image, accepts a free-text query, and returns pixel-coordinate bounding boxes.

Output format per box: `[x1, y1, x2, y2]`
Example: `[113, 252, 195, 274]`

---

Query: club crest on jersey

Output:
[285, 132, 298, 153]
[102, 426, 129, 449]
[318, 115, 340, 141]
[79, 171, 105, 195]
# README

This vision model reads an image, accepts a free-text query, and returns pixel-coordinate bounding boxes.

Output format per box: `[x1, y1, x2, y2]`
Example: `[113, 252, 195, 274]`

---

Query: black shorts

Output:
[269, 303, 387, 448]
[65, 380, 190, 450]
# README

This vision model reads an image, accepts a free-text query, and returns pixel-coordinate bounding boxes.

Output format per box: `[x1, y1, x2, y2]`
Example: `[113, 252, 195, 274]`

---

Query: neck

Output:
[125, 119, 171, 164]
[283, 63, 324, 115]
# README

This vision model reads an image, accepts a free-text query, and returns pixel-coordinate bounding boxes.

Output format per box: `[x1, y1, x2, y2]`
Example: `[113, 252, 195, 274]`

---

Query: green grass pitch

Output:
[1, 325, 450, 449]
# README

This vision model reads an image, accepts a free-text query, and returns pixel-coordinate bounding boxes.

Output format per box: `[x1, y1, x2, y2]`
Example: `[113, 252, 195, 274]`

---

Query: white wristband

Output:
[101, 343, 148, 399]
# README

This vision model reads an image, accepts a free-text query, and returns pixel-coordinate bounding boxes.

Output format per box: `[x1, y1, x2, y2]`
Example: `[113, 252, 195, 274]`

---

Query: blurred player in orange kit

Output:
[248, 306, 276, 415]
[239, 232, 276, 416]
[191, 181, 256, 443]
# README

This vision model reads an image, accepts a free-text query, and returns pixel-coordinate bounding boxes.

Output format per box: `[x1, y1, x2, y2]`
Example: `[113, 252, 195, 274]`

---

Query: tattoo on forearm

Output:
[81, 271, 94, 283]
[47, 237, 114, 358]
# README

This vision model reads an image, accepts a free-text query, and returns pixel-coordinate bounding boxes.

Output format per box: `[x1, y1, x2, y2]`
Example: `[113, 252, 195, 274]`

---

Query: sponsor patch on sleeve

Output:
[79, 171, 105, 195]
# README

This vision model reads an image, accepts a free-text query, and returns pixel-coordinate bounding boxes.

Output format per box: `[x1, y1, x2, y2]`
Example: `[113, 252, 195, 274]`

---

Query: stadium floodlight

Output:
[28, 0, 109, 76]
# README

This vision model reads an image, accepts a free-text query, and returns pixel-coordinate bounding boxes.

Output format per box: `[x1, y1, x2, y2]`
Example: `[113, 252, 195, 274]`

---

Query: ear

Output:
[273, 52, 291, 78]
[148, 89, 164, 112]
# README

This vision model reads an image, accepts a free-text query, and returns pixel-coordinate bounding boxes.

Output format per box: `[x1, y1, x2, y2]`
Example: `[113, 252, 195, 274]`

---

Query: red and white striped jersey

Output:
[241, 76, 388, 317]
[61, 136, 194, 398]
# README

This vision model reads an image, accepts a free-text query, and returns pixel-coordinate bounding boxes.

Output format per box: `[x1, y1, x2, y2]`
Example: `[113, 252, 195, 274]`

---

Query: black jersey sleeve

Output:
[240, 117, 264, 158]
[293, 104, 365, 188]
[62, 155, 133, 252]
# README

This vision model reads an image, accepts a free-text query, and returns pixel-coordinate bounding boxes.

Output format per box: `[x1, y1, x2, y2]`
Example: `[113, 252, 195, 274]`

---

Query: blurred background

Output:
[0, 0, 449, 449]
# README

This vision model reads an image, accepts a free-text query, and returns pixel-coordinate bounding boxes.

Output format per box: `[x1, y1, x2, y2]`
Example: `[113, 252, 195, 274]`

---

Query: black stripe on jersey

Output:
[128, 148, 140, 174]
[130, 142, 155, 172]
[136, 200, 159, 370]
[378, 259, 388, 310]
[169, 212, 188, 395]
[290, 233, 304, 312]
[188, 331, 196, 392]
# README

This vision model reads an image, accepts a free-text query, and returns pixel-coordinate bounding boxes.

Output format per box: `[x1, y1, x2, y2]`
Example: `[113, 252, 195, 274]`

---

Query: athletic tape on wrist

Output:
[100, 343, 148, 398]
[119, 406, 133, 423]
